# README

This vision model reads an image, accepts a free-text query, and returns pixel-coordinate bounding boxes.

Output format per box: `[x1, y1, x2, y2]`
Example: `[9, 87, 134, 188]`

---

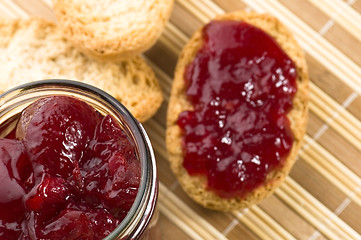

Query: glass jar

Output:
[0, 79, 159, 240]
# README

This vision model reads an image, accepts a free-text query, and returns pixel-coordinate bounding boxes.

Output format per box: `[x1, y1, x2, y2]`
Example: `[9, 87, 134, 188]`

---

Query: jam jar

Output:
[0, 79, 159, 240]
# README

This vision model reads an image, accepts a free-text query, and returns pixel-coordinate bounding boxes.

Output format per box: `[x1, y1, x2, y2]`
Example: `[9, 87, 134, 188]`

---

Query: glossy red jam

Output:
[177, 20, 297, 198]
[0, 96, 140, 239]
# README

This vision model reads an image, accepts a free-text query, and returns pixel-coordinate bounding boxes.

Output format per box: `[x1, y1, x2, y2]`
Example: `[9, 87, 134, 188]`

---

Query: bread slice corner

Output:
[52, 0, 174, 61]
[0, 17, 163, 123]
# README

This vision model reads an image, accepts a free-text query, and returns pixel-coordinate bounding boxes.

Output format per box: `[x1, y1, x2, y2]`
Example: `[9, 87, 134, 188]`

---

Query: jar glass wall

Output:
[0, 79, 158, 239]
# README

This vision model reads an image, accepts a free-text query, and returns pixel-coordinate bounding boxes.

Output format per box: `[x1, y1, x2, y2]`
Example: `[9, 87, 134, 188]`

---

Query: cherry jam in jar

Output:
[0, 80, 158, 240]
[177, 20, 297, 199]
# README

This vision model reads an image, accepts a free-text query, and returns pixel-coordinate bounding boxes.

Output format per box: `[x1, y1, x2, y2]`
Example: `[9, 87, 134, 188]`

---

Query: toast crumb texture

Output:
[166, 11, 309, 211]
[53, 0, 174, 61]
[0, 18, 163, 122]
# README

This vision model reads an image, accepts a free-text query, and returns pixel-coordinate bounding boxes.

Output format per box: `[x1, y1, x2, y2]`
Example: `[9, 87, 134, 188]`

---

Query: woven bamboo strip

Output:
[309, 101, 361, 151]
[163, 21, 190, 51]
[310, 83, 361, 137]
[143, 120, 168, 161]
[143, 58, 172, 101]
[240, 0, 361, 95]
[306, 139, 361, 187]
[144, 120, 165, 145]
[280, 178, 361, 239]
[156, 36, 181, 60]
[41, 0, 53, 8]
[306, 0, 361, 42]
[301, 142, 361, 205]
[232, 209, 285, 240]
[233, 211, 274, 240]
[309, 90, 361, 141]
[157, 203, 204, 240]
[0, 3, 17, 18]
[158, 23, 189, 55]
[304, 136, 361, 192]
[185, 0, 224, 16]
[274, 187, 336, 239]
[286, 179, 360, 239]
[0, 0, 28, 18]
[159, 182, 229, 240]
[177, 0, 210, 23]
[250, 206, 297, 240]
[300, 147, 361, 208]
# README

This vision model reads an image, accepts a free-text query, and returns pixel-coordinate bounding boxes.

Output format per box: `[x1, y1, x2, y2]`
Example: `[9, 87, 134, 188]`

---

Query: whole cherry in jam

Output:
[178, 20, 297, 198]
[17, 95, 103, 180]
[0, 139, 30, 239]
[0, 95, 140, 239]
[82, 115, 140, 219]
[26, 205, 120, 240]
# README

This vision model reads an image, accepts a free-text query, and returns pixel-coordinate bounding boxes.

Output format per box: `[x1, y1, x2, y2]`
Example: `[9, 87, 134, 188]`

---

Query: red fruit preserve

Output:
[0, 95, 139, 239]
[177, 20, 297, 198]
[0, 81, 158, 240]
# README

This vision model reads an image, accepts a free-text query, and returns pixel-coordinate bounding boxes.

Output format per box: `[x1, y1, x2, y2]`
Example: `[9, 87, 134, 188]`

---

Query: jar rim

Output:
[0, 79, 157, 239]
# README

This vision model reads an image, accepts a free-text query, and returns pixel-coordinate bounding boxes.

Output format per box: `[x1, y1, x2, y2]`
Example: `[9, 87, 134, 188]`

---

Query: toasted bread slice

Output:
[166, 11, 309, 211]
[0, 18, 163, 122]
[53, 0, 174, 61]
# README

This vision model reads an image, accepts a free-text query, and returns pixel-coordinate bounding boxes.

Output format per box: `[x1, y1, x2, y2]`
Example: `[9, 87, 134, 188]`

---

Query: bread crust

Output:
[166, 11, 309, 211]
[53, 0, 174, 61]
[0, 18, 163, 122]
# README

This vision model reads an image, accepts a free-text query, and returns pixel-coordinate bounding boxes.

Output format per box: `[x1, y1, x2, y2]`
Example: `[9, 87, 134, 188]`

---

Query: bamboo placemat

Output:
[1, 0, 361, 239]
